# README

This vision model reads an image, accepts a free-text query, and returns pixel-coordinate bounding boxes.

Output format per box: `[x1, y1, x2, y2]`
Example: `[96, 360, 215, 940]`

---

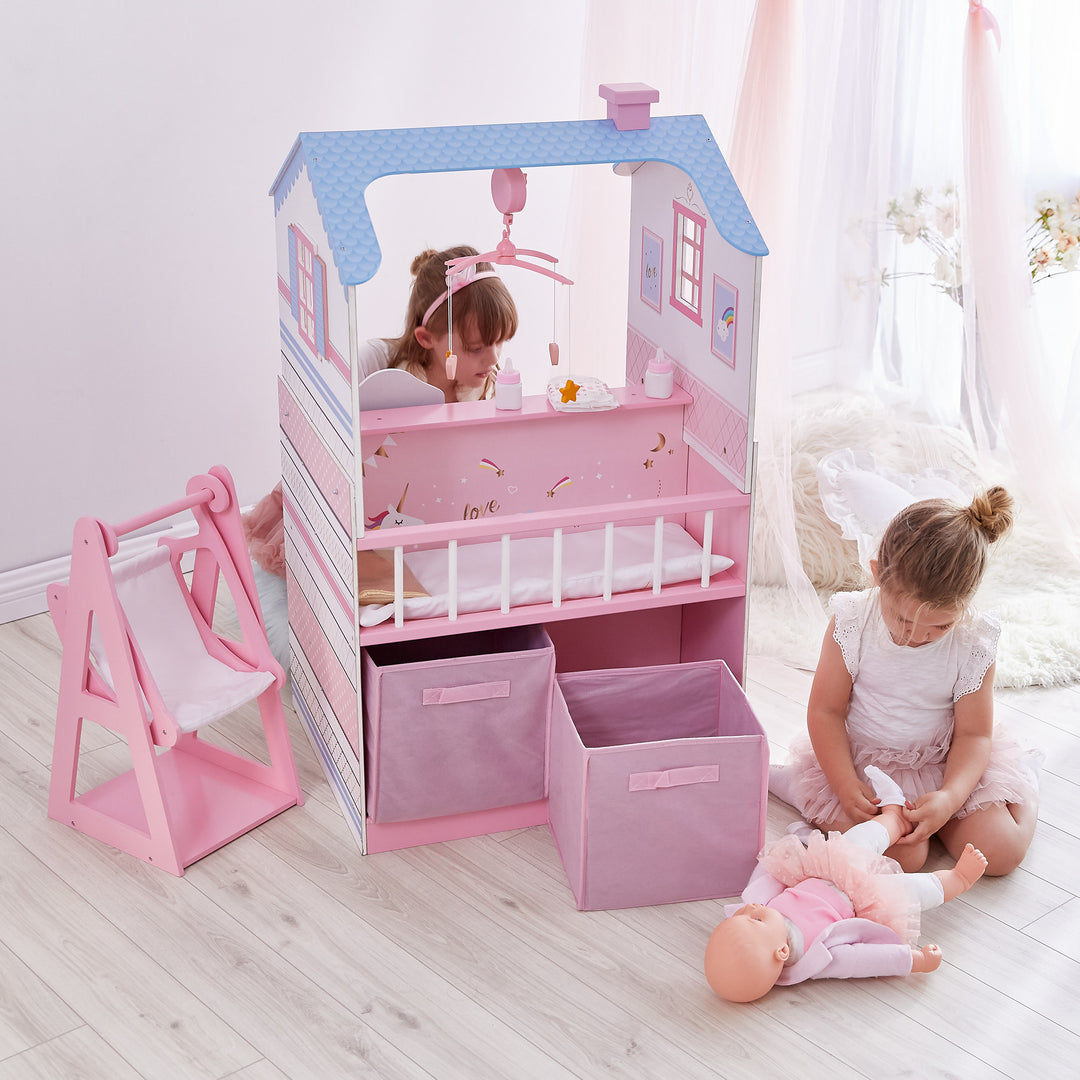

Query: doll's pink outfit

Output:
[777, 588, 1039, 826]
[728, 822, 934, 984]
[761, 828, 921, 942]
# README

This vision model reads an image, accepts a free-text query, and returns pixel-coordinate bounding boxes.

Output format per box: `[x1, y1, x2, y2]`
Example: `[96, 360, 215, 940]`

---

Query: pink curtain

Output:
[728, 0, 826, 628]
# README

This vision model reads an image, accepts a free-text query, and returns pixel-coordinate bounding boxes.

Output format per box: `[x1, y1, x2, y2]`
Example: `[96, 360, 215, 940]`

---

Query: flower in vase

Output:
[933, 253, 961, 290]
[851, 181, 1080, 300]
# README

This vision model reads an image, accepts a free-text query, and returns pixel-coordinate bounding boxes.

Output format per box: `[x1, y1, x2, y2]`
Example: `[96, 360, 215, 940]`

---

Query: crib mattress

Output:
[358, 522, 734, 626]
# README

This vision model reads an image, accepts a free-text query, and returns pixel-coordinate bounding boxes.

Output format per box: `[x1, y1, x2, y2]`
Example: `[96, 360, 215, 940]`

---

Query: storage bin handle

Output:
[422, 681, 511, 706]
[628, 765, 720, 792]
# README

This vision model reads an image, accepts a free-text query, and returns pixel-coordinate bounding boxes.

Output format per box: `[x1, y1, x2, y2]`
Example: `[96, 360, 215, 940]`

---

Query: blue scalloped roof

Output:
[270, 115, 767, 288]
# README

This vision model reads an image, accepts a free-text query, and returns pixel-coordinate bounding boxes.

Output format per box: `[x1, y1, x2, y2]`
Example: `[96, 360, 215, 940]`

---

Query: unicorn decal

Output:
[366, 484, 425, 530]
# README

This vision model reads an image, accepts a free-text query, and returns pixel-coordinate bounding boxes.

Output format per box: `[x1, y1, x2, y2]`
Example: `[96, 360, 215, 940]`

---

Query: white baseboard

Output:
[0, 522, 204, 625]
[0, 554, 72, 623]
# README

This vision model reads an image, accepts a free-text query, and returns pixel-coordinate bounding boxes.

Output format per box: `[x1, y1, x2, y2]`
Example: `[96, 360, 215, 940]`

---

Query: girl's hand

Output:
[837, 780, 880, 825]
[898, 790, 956, 845]
[910, 944, 942, 973]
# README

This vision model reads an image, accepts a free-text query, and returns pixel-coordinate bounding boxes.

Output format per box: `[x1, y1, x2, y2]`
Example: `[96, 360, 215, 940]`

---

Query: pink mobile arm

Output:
[449, 167, 575, 286]
[447, 248, 574, 286]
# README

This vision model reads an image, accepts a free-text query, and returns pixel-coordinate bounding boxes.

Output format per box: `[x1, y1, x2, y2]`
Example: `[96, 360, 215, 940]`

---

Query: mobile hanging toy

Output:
[440, 168, 574, 381]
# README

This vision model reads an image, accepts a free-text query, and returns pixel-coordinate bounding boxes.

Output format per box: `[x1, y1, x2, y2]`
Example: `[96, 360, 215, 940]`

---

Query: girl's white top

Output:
[831, 588, 998, 755]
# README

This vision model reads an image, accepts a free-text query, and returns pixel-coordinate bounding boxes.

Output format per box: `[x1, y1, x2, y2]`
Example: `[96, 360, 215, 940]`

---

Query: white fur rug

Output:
[749, 394, 1080, 688]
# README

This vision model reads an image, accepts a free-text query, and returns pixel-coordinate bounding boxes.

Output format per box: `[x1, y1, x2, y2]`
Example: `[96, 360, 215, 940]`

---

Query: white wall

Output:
[0, 0, 589, 578]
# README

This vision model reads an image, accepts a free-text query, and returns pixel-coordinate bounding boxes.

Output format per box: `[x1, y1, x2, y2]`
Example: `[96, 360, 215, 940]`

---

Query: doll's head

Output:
[704, 903, 791, 1003]
[391, 245, 519, 397]
[871, 486, 1013, 645]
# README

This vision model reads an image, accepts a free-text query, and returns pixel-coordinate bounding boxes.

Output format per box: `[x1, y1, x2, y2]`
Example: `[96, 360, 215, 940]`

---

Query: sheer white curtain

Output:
[575, 0, 1080, 581]
[960, 1, 1080, 557]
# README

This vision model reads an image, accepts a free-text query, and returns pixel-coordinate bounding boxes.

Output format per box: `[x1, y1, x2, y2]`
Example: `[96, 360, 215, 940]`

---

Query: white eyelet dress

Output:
[781, 588, 1040, 826]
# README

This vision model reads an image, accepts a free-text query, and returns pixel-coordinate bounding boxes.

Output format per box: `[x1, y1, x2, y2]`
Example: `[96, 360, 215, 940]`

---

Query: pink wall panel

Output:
[278, 380, 352, 533]
[359, 400, 688, 531]
[286, 567, 360, 756]
[627, 327, 748, 482]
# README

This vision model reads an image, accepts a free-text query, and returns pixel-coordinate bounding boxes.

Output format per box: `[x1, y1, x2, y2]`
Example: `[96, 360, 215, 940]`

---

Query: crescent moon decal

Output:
[650, 433, 666, 453]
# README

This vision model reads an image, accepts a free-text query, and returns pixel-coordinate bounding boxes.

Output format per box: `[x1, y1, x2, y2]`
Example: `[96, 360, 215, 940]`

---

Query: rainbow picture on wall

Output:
[711, 276, 738, 368]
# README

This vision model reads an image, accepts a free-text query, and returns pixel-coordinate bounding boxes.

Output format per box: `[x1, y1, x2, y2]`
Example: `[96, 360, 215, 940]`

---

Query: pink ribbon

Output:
[969, 0, 1002, 50]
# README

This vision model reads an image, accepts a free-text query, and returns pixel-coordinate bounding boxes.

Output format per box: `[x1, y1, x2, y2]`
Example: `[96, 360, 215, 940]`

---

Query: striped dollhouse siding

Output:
[279, 353, 352, 474]
[289, 641, 366, 849]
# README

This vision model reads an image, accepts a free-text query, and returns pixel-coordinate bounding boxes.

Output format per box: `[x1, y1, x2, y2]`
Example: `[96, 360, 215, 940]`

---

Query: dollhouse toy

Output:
[270, 85, 769, 904]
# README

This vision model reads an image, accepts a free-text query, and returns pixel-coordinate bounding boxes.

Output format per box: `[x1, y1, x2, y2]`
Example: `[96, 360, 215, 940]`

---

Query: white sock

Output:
[908, 872, 945, 911]
[865, 765, 906, 807]
[1019, 749, 1045, 792]
[786, 820, 817, 845]
[843, 818, 891, 855]
[769, 763, 800, 808]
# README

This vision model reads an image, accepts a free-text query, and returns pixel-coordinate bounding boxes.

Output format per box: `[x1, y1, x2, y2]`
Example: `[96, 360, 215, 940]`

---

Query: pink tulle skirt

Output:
[760, 831, 922, 944]
[243, 484, 286, 578]
[780, 728, 1040, 829]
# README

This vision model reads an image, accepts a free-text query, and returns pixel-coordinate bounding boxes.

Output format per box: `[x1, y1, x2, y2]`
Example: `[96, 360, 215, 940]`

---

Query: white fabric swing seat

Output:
[90, 547, 274, 734]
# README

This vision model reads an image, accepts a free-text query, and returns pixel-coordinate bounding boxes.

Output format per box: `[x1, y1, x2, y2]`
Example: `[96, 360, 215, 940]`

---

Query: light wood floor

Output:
[1, 605, 1078, 1080]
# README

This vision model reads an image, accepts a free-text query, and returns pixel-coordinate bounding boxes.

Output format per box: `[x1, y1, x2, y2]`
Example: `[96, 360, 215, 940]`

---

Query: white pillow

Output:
[817, 448, 971, 570]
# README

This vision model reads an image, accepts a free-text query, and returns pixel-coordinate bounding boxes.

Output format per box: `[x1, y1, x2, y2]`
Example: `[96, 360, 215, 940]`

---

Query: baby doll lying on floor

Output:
[705, 767, 987, 1002]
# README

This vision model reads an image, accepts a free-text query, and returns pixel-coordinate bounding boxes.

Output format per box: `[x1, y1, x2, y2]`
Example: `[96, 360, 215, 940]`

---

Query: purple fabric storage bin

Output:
[548, 660, 767, 910]
[362, 625, 554, 823]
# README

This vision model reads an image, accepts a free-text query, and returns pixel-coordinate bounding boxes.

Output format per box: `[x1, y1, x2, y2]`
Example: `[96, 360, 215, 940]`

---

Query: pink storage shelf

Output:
[357, 578, 744, 647]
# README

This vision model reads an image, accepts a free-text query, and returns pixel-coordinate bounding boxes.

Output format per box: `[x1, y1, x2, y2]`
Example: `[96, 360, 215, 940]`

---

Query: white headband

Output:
[420, 264, 501, 328]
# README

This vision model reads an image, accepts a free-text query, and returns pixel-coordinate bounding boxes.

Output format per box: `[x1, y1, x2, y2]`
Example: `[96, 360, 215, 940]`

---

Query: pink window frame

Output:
[669, 201, 706, 327]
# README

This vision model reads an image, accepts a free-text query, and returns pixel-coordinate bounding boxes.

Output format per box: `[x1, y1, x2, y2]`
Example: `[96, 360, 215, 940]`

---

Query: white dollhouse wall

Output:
[624, 160, 759, 492]
[627, 162, 757, 422]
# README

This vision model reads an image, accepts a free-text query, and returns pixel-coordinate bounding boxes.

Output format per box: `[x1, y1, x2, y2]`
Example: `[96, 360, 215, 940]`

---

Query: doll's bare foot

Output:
[910, 943, 942, 973]
[954, 843, 989, 889]
[935, 843, 988, 902]
[878, 803, 913, 844]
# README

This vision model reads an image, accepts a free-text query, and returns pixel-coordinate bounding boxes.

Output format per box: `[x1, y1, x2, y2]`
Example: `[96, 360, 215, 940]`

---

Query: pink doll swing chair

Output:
[46, 466, 303, 876]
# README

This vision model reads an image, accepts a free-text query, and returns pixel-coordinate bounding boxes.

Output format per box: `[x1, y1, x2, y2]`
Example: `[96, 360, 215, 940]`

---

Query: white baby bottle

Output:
[644, 347, 673, 398]
[495, 357, 523, 410]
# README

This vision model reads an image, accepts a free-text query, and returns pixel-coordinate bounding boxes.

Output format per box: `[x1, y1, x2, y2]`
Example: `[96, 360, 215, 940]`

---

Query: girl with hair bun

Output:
[771, 486, 1041, 876]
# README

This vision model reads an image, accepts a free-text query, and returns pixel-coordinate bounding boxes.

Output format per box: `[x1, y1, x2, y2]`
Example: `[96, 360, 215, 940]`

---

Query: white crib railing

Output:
[356, 489, 747, 640]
